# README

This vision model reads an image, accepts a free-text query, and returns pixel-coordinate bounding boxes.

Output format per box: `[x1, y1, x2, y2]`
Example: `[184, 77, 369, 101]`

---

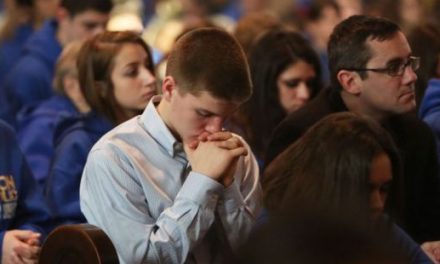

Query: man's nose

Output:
[402, 64, 418, 85]
[205, 117, 223, 133]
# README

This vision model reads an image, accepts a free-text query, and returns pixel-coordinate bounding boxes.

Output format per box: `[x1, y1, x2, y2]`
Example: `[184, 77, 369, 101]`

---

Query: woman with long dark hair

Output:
[261, 112, 431, 263]
[239, 28, 322, 161]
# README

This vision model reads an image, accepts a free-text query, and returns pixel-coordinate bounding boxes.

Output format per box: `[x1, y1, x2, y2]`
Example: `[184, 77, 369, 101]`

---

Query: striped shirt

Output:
[80, 96, 262, 263]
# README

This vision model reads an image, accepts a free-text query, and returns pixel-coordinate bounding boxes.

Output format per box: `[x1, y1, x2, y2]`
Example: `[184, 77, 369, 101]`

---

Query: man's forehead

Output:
[366, 33, 411, 63]
[191, 91, 240, 112]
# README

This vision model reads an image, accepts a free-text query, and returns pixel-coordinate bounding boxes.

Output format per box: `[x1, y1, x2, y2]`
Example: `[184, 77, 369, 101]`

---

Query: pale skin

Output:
[158, 76, 248, 187]
[421, 241, 440, 264]
[2, 230, 41, 264]
[185, 131, 248, 187]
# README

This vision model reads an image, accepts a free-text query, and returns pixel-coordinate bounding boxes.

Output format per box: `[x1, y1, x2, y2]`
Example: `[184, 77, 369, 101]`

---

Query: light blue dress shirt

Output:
[80, 96, 262, 264]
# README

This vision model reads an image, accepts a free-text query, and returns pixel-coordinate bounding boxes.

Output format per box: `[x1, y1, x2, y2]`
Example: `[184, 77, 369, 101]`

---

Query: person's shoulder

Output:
[389, 113, 433, 135]
[0, 120, 15, 142]
[88, 116, 141, 149]
[53, 114, 89, 145]
[4, 54, 47, 87]
[279, 89, 336, 131]
[264, 89, 339, 166]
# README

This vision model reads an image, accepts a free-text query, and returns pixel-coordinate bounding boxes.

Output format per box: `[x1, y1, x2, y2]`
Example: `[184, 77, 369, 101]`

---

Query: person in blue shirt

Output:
[262, 112, 433, 263]
[16, 41, 88, 189]
[0, 0, 113, 127]
[46, 31, 157, 226]
[0, 0, 58, 85]
[0, 120, 52, 264]
[80, 28, 262, 264]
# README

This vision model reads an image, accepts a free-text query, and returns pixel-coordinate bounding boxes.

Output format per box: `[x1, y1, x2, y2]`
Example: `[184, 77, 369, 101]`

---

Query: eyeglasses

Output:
[346, 56, 420, 77]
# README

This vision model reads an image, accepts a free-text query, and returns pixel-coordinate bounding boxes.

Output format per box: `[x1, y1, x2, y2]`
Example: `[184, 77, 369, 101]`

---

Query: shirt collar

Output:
[140, 95, 186, 159]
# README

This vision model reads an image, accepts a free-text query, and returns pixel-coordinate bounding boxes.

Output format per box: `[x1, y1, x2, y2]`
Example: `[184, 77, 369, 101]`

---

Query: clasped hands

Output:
[184, 130, 247, 187]
[2, 230, 40, 264]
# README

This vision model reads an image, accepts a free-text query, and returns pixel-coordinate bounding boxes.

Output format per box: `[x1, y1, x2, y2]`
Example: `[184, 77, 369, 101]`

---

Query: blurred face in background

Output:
[61, 9, 109, 44]
[368, 153, 392, 220]
[277, 60, 316, 114]
[35, 0, 59, 21]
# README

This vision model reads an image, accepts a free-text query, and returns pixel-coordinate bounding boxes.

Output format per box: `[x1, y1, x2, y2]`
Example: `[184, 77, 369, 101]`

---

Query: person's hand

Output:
[422, 240, 440, 264]
[185, 131, 247, 185]
[2, 230, 41, 264]
[205, 131, 246, 186]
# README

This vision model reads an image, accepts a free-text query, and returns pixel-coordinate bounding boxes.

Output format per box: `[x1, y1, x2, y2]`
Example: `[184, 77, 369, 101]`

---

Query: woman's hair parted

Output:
[77, 31, 154, 125]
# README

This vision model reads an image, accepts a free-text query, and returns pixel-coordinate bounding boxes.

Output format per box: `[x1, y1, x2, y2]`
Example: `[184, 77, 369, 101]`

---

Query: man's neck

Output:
[156, 99, 181, 141]
[340, 91, 387, 122]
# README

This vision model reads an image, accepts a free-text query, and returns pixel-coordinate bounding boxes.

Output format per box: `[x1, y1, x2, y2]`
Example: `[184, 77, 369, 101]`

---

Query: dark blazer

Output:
[265, 88, 440, 243]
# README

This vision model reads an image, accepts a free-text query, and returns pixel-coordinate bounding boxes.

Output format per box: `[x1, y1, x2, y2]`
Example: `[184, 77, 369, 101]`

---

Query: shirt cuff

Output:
[177, 172, 224, 209]
[219, 180, 245, 213]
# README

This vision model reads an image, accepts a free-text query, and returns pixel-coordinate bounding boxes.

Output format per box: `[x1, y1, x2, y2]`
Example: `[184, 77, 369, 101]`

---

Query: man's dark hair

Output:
[328, 15, 400, 91]
[61, 0, 113, 17]
[166, 27, 252, 103]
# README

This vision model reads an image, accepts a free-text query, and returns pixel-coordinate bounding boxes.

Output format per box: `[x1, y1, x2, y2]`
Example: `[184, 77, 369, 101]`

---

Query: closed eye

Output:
[282, 79, 300, 89]
[196, 109, 213, 118]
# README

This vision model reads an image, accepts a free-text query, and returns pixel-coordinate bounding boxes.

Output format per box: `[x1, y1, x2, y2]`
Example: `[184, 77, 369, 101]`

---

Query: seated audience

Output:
[265, 15, 440, 244]
[0, 120, 52, 264]
[263, 112, 432, 263]
[0, 0, 113, 127]
[46, 31, 157, 226]
[80, 28, 262, 263]
[17, 41, 86, 188]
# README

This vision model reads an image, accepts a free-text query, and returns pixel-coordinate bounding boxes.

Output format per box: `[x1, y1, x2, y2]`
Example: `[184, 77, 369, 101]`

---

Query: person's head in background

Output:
[241, 28, 322, 158]
[55, 0, 113, 46]
[0, 0, 58, 41]
[364, 0, 425, 35]
[334, 0, 363, 19]
[52, 40, 90, 114]
[407, 23, 440, 108]
[328, 15, 418, 121]
[157, 27, 252, 145]
[233, 11, 281, 57]
[263, 112, 402, 223]
[237, 203, 408, 264]
[77, 31, 157, 125]
[303, 0, 342, 53]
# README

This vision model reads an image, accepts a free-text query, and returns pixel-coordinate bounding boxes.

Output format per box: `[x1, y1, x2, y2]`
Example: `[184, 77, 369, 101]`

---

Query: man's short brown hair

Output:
[166, 27, 252, 103]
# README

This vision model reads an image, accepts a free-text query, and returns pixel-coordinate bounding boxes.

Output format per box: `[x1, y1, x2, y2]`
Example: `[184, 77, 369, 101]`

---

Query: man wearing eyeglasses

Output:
[265, 15, 440, 247]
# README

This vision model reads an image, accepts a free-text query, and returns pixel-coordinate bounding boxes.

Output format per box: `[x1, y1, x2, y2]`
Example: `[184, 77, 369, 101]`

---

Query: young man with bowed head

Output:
[265, 15, 440, 245]
[80, 28, 262, 264]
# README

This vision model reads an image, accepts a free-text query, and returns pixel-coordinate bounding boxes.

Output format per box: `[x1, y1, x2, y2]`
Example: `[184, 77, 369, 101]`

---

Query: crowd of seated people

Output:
[1, 0, 440, 263]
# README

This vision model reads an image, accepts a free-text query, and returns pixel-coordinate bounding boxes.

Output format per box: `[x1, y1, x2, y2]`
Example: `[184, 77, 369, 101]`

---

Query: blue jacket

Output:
[17, 95, 79, 188]
[0, 23, 33, 84]
[46, 112, 113, 226]
[0, 19, 62, 127]
[419, 78, 440, 167]
[0, 120, 52, 256]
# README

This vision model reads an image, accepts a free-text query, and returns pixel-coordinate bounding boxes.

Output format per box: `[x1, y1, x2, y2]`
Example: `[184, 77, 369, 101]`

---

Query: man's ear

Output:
[337, 70, 362, 95]
[161, 76, 177, 101]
